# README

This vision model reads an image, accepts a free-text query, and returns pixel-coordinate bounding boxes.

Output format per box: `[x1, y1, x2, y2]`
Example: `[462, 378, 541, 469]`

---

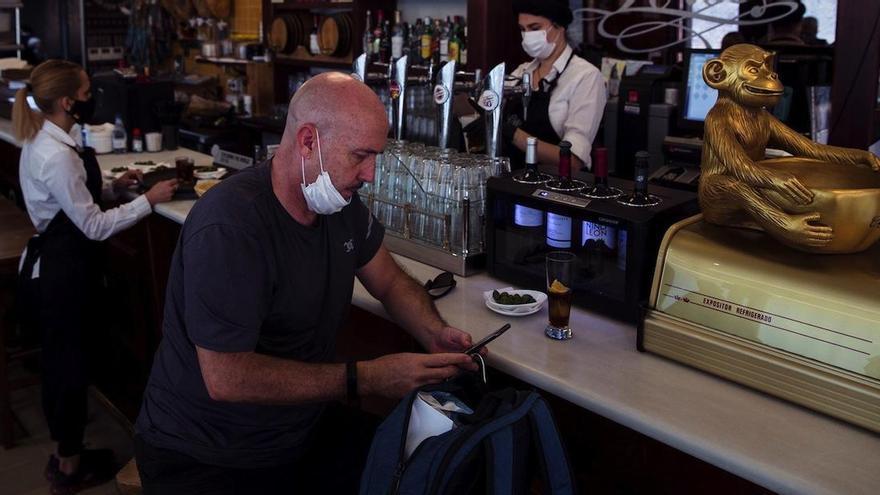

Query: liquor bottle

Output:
[391, 10, 404, 60]
[372, 10, 384, 60]
[420, 17, 433, 63]
[112, 114, 127, 153]
[431, 19, 442, 65]
[379, 19, 391, 63]
[309, 15, 320, 56]
[460, 25, 468, 66]
[411, 18, 424, 64]
[448, 21, 460, 63]
[363, 10, 373, 60]
[439, 17, 450, 63]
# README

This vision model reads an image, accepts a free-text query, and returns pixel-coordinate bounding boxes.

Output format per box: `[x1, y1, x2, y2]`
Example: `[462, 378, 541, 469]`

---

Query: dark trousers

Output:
[36, 247, 101, 458]
[135, 404, 380, 495]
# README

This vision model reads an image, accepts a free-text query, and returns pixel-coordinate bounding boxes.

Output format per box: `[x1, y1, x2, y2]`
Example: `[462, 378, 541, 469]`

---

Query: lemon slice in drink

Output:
[549, 279, 569, 293]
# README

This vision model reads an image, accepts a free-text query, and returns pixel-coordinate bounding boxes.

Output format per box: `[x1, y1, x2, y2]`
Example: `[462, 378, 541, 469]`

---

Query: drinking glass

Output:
[175, 156, 194, 184]
[546, 251, 576, 340]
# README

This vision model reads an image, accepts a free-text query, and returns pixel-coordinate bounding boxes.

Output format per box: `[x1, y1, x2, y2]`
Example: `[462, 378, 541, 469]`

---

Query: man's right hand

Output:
[145, 179, 179, 206]
[358, 353, 477, 399]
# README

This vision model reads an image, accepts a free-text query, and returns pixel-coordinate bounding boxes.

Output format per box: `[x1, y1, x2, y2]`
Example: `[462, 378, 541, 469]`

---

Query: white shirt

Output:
[510, 45, 607, 169]
[19, 119, 152, 276]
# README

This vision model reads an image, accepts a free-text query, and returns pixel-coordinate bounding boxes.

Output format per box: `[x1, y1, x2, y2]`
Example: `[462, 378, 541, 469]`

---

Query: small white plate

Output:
[194, 167, 227, 180]
[483, 288, 546, 316]
[484, 299, 543, 316]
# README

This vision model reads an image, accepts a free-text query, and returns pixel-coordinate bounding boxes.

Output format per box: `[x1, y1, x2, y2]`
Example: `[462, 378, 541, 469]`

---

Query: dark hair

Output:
[770, 1, 806, 30]
[513, 0, 574, 28]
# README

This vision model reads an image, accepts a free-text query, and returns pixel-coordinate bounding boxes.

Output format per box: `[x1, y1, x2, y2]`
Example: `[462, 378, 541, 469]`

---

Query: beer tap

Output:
[435, 60, 456, 149]
[521, 72, 531, 121]
[478, 63, 506, 158]
[352, 53, 367, 82]
[391, 55, 409, 141]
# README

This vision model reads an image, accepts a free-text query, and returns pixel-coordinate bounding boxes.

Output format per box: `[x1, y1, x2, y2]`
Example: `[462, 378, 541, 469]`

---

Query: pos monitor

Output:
[678, 49, 720, 134]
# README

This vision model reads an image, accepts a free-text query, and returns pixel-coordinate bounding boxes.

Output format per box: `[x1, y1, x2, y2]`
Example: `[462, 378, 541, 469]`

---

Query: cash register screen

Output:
[681, 50, 720, 124]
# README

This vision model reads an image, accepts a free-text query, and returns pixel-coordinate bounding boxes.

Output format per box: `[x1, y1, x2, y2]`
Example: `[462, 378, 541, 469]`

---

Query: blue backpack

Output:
[360, 376, 576, 495]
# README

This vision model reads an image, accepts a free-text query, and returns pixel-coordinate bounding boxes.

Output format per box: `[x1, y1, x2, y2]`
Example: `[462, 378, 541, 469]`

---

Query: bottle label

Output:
[433, 84, 449, 105]
[310, 34, 320, 55]
[448, 42, 459, 63]
[421, 35, 431, 59]
[581, 221, 616, 251]
[112, 138, 126, 150]
[391, 37, 403, 59]
[460, 48, 467, 65]
[513, 204, 543, 227]
[477, 90, 499, 112]
[546, 213, 572, 249]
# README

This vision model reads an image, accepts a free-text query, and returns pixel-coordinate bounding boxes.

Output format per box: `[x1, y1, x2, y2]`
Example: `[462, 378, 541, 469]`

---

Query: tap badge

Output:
[433, 84, 450, 105]
[477, 90, 500, 112]
[389, 81, 401, 100]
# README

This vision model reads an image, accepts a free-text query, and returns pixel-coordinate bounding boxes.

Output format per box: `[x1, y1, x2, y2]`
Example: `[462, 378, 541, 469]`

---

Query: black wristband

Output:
[346, 360, 359, 402]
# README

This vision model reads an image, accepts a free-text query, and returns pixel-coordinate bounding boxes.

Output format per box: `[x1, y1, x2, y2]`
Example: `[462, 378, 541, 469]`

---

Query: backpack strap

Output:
[527, 397, 576, 495]
[487, 423, 515, 495]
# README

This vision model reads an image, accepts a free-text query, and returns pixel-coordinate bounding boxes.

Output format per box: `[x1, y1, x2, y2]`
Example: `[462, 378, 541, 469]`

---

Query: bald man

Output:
[134, 73, 478, 494]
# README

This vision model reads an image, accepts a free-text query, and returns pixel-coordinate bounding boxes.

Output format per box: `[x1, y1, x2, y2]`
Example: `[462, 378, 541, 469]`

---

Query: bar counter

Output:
[1, 119, 878, 494]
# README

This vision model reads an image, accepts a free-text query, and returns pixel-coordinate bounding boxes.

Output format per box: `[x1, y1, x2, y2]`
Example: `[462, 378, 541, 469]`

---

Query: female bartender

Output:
[505, 0, 606, 170]
[13, 60, 177, 493]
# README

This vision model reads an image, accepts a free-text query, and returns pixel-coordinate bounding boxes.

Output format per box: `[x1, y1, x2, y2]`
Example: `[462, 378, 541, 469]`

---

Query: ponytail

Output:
[12, 59, 84, 143]
[12, 85, 42, 142]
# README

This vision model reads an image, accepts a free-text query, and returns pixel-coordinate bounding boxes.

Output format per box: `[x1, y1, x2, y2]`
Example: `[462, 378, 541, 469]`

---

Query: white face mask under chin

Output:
[521, 29, 556, 60]
[301, 128, 351, 215]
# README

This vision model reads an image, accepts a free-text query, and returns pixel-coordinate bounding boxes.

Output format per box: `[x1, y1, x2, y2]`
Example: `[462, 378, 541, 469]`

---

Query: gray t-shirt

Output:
[135, 164, 384, 468]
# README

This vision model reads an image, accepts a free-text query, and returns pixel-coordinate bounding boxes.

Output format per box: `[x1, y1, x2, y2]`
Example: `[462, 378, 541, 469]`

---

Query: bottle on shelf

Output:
[372, 10, 384, 61]
[391, 10, 404, 60]
[132, 128, 143, 153]
[460, 24, 468, 66]
[411, 18, 424, 64]
[439, 17, 450, 63]
[420, 17, 433, 65]
[448, 20, 460, 63]
[431, 19, 442, 65]
[363, 10, 374, 61]
[379, 17, 391, 63]
[310, 15, 320, 56]
[112, 115, 127, 154]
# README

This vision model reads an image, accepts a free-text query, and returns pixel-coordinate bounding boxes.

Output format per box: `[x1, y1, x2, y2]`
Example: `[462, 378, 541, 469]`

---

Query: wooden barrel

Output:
[269, 15, 301, 54]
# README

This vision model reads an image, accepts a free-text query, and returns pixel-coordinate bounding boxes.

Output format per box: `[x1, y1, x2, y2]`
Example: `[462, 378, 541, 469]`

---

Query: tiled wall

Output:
[232, 0, 262, 38]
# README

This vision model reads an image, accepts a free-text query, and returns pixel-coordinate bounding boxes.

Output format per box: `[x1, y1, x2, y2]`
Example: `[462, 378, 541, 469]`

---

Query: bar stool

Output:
[0, 196, 36, 448]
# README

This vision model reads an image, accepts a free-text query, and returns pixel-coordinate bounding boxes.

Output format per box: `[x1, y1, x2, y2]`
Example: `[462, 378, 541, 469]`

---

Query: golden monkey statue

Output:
[700, 44, 880, 253]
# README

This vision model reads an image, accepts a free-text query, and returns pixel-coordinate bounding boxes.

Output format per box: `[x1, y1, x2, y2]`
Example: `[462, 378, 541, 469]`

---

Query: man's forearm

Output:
[197, 347, 346, 405]
[381, 273, 445, 349]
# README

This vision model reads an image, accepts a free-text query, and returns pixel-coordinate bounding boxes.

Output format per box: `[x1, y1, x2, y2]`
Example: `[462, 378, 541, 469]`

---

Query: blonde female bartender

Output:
[13, 60, 177, 494]
[505, 0, 606, 170]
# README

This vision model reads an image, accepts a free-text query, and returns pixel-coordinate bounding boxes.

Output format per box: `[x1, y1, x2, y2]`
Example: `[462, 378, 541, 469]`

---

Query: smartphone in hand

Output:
[464, 323, 511, 355]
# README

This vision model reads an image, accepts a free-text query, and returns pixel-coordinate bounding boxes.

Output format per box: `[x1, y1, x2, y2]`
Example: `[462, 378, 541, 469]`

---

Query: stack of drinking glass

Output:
[361, 140, 510, 258]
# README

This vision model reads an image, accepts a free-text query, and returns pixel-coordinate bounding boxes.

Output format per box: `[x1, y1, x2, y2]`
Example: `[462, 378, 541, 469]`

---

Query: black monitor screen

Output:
[681, 50, 720, 124]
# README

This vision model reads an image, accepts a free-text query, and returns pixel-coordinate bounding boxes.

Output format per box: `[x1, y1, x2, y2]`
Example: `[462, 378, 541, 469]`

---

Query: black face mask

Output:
[67, 97, 96, 125]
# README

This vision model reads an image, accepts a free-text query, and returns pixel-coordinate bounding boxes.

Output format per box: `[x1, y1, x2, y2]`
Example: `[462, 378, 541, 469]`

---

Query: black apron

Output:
[508, 52, 575, 170]
[16, 145, 104, 456]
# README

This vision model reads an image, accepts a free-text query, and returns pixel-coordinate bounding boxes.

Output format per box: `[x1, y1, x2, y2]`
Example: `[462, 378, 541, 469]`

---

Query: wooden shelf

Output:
[0, 44, 21, 52]
[274, 53, 353, 69]
[272, 1, 354, 10]
[195, 56, 269, 66]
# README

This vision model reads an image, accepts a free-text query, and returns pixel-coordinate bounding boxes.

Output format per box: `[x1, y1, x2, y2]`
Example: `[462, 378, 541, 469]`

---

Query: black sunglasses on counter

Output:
[424, 271, 457, 299]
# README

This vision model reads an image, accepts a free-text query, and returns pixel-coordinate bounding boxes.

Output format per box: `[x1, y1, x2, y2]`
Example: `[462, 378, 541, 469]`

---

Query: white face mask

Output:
[521, 29, 557, 60]
[301, 128, 351, 215]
